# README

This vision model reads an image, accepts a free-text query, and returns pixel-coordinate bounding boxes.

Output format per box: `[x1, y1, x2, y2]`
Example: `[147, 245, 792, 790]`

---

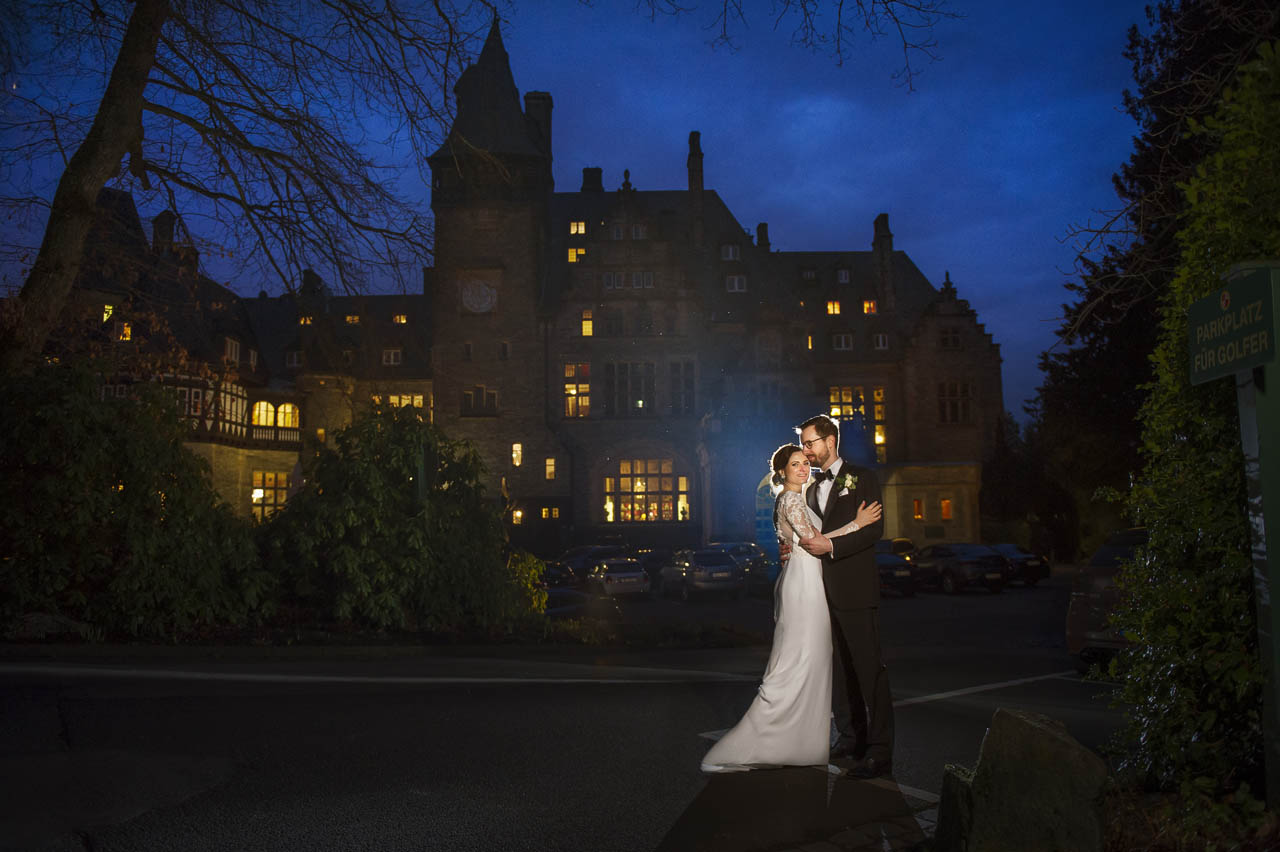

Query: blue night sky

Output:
[487, 0, 1150, 422]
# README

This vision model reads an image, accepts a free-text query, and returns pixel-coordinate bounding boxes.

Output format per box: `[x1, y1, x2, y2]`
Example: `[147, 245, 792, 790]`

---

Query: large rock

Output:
[965, 708, 1108, 852]
[934, 763, 975, 851]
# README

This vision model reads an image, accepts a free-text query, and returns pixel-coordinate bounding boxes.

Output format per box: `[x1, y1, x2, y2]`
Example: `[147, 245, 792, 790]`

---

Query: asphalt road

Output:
[0, 571, 1122, 851]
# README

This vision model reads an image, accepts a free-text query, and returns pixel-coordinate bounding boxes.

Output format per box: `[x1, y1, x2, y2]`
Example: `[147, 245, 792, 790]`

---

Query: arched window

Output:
[277, 403, 300, 428]
[251, 401, 275, 426]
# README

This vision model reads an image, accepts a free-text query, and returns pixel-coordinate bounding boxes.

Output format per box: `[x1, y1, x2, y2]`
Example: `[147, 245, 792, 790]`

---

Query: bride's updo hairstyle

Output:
[770, 443, 804, 487]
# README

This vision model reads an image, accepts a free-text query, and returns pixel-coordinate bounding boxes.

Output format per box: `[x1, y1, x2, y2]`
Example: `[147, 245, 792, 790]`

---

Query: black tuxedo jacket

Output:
[807, 459, 883, 609]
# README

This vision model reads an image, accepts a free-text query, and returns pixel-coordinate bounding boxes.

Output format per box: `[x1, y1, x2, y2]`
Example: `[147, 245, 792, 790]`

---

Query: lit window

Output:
[387, 394, 424, 408]
[912, 499, 923, 520]
[837, 269, 850, 283]
[807, 335, 812, 351]
[726, 275, 747, 292]
[115, 321, 132, 341]
[393, 314, 407, 324]
[512, 443, 523, 467]
[581, 309, 593, 337]
[874, 425, 885, 445]
[251, 401, 276, 426]
[564, 363, 590, 418]
[545, 458, 556, 480]
[940, 499, 953, 521]
[570, 221, 586, 235]
[552, 507, 560, 518]
[316, 428, 326, 443]
[250, 470, 291, 521]
[277, 403, 299, 428]
[345, 314, 360, 324]
[512, 509, 523, 526]
[828, 386, 864, 419]
[720, 244, 740, 260]
[568, 248, 586, 263]
[826, 301, 840, 315]
[299, 315, 313, 325]
[874, 404, 885, 421]
[382, 348, 402, 365]
[541, 507, 550, 519]
[863, 300, 877, 314]
[832, 333, 852, 351]
[102, 304, 114, 322]
[874, 333, 889, 350]
[602, 458, 689, 523]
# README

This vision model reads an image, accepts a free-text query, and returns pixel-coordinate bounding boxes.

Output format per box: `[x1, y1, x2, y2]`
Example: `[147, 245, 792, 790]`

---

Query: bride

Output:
[701, 443, 882, 772]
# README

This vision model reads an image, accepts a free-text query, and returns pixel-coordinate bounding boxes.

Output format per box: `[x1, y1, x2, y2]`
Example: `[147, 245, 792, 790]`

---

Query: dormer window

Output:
[570, 220, 586, 235]
[720, 244, 740, 261]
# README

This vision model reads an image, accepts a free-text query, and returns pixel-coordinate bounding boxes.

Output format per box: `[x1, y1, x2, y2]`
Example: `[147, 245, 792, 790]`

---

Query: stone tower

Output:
[426, 20, 561, 510]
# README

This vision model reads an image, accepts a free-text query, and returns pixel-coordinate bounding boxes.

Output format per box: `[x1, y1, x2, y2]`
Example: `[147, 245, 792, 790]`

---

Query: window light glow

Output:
[826, 301, 840, 315]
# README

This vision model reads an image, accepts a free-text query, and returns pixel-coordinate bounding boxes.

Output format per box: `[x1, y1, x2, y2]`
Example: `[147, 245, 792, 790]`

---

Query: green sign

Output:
[1189, 266, 1277, 385]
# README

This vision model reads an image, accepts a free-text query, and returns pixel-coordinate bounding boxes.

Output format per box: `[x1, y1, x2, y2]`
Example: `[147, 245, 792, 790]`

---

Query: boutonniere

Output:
[836, 472, 857, 496]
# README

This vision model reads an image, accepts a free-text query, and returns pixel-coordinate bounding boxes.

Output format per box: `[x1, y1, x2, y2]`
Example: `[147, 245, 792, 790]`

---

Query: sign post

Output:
[1189, 261, 1280, 805]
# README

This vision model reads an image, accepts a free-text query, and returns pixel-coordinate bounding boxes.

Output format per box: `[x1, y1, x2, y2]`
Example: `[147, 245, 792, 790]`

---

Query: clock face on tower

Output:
[460, 279, 497, 313]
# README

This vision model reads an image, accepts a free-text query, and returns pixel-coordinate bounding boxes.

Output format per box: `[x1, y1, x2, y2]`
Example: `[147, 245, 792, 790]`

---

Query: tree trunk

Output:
[0, 0, 168, 374]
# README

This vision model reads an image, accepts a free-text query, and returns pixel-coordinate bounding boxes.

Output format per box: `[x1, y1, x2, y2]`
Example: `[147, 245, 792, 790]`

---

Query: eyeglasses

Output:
[801, 438, 824, 449]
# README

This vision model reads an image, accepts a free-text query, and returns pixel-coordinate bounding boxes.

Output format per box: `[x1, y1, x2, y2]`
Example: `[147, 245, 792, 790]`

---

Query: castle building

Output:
[61, 21, 1003, 558]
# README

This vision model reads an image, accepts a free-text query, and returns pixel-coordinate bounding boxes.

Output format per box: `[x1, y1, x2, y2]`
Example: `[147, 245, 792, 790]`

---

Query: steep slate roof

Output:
[430, 20, 543, 161]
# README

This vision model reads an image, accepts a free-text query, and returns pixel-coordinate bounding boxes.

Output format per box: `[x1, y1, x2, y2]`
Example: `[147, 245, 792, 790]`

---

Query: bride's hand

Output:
[855, 500, 882, 529]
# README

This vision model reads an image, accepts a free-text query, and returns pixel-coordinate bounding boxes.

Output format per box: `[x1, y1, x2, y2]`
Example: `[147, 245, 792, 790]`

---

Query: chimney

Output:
[688, 131, 704, 247]
[687, 131, 704, 193]
[756, 222, 770, 253]
[872, 213, 895, 311]
[152, 210, 176, 256]
[581, 167, 603, 192]
[524, 91, 553, 156]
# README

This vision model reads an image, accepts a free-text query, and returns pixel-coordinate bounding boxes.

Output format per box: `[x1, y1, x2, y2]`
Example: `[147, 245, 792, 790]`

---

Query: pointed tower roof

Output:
[432, 19, 542, 160]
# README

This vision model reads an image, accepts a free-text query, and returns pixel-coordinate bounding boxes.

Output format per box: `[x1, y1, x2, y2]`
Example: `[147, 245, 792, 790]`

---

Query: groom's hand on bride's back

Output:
[799, 533, 832, 556]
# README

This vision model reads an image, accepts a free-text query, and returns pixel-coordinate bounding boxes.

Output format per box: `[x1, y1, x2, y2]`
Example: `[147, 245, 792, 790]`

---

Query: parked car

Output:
[875, 537, 917, 563]
[540, 559, 580, 588]
[1067, 528, 1147, 673]
[912, 543, 1007, 594]
[706, 541, 777, 596]
[544, 586, 623, 623]
[875, 552, 915, 597]
[558, 545, 626, 585]
[990, 543, 1048, 587]
[658, 549, 745, 600]
[626, 547, 674, 587]
[585, 557, 651, 598]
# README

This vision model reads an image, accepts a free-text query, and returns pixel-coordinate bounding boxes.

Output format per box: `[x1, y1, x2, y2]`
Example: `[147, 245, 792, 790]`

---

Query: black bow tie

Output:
[816, 469, 834, 482]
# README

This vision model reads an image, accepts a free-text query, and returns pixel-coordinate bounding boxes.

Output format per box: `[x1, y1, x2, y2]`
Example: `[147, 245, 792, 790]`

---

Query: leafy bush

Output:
[261, 403, 545, 634]
[1112, 41, 1279, 827]
[0, 364, 267, 638]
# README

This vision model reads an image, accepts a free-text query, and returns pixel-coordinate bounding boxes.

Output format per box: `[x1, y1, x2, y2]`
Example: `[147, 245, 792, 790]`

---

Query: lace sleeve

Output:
[781, 491, 818, 539]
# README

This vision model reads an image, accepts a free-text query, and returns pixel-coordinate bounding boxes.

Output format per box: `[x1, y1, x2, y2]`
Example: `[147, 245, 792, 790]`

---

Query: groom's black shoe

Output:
[848, 756, 892, 778]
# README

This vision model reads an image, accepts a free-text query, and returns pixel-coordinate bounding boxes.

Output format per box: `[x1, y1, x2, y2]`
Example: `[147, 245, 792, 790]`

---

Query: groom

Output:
[797, 413, 894, 778]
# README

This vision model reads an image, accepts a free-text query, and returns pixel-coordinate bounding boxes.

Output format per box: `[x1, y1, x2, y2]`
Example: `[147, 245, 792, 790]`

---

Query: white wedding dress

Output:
[700, 489, 832, 771]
